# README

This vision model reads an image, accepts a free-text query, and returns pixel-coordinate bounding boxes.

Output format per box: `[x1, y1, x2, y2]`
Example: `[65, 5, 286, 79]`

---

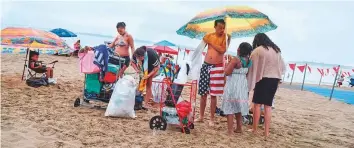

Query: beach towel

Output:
[189, 41, 207, 80]
[78, 51, 100, 74]
[93, 44, 109, 79]
[138, 52, 149, 92]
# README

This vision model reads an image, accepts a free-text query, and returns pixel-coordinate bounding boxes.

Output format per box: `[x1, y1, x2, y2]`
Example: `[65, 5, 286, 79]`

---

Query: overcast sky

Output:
[2, 0, 354, 66]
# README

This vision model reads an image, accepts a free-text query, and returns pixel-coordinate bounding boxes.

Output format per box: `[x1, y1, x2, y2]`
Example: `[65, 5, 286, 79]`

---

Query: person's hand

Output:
[142, 75, 150, 80]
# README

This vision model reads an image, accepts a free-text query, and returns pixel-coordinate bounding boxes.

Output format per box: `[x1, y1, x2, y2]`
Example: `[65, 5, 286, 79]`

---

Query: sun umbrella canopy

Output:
[1, 27, 66, 47]
[154, 40, 176, 47]
[176, 6, 277, 39]
[146, 45, 178, 55]
[50, 28, 77, 37]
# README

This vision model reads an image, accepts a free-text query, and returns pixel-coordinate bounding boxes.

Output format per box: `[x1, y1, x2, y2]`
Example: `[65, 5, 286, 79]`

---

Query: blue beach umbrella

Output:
[50, 28, 77, 37]
[154, 40, 176, 47]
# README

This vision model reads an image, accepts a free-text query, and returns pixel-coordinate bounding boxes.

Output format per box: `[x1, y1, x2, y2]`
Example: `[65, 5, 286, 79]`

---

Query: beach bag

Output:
[176, 100, 192, 118]
[134, 91, 144, 110]
[105, 75, 136, 118]
[79, 51, 100, 74]
[152, 76, 167, 103]
[26, 77, 48, 88]
[109, 54, 125, 65]
[165, 84, 184, 107]
[103, 72, 117, 83]
[85, 74, 102, 94]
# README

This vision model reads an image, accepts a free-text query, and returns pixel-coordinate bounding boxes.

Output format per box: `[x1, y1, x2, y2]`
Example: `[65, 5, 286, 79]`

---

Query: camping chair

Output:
[21, 49, 58, 81]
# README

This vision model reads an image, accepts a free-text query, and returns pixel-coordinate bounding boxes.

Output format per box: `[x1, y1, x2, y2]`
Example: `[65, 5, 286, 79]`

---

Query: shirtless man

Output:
[109, 22, 135, 78]
[196, 19, 231, 126]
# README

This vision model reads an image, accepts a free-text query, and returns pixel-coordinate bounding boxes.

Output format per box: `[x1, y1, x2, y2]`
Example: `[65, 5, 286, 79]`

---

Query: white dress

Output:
[221, 67, 249, 115]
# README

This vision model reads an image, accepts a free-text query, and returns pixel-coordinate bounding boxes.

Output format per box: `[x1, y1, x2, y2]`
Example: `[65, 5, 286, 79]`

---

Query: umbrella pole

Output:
[301, 63, 307, 91]
[183, 48, 186, 60]
[330, 65, 340, 100]
[176, 47, 179, 65]
[22, 48, 30, 81]
[290, 63, 296, 85]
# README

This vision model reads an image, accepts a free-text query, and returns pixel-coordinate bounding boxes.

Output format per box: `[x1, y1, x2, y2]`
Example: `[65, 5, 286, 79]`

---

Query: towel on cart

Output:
[93, 44, 109, 79]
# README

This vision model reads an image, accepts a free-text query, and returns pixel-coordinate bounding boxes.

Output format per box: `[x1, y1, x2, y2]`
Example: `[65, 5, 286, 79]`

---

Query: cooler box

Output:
[85, 73, 102, 94]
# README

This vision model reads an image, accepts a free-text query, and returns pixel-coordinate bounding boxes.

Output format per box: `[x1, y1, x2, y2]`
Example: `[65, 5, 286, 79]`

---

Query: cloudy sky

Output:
[2, 0, 354, 66]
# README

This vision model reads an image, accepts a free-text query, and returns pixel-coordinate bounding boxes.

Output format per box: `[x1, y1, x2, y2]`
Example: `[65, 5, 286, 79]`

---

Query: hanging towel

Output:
[93, 44, 109, 79]
[189, 41, 207, 80]
[138, 52, 149, 92]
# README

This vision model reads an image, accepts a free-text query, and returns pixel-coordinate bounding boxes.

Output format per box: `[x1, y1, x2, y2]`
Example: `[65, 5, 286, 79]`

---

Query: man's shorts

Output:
[198, 62, 225, 97]
[122, 56, 131, 67]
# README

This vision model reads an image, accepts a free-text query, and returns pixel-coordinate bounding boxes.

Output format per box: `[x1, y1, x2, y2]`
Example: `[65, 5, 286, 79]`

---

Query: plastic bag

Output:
[152, 76, 167, 103]
[105, 75, 136, 118]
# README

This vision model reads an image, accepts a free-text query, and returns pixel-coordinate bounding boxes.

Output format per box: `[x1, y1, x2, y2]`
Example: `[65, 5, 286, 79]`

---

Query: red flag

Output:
[317, 68, 324, 76]
[326, 69, 330, 75]
[348, 72, 351, 76]
[352, 69, 354, 72]
[297, 65, 306, 73]
[185, 49, 190, 54]
[289, 63, 296, 71]
[307, 66, 312, 73]
[333, 66, 339, 73]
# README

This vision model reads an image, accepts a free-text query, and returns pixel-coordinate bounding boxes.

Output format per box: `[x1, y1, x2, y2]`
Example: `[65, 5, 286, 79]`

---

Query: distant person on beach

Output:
[247, 33, 285, 138]
[195, 19, 231, 126]
[109, 22, 135, 78]
[131, 46, 160, 109]
[337, 75, 344, 87]
[221, 42, 252, 135]
[29, 53, 55, 83]
[72, 40, 81, 57]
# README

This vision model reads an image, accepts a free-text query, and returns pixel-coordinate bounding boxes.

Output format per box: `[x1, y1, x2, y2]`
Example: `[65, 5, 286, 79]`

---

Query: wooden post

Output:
[290, 63, 296, 85]
[301, 63, 308, 91]
[330, 65, 340, 100]
[318, 75, 323, 86]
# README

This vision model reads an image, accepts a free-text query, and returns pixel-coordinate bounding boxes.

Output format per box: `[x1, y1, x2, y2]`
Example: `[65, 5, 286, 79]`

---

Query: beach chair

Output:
[21, 49, 58, 81]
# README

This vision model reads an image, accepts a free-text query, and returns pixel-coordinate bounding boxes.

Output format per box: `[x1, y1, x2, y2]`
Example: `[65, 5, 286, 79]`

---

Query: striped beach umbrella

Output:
[1, 27, 69, 54]
[176, 6, 277, 39]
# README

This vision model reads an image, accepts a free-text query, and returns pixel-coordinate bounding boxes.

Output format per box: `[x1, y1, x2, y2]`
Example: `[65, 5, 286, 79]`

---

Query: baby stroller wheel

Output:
[181, 127, 191, 134]
[248, 115, 253, 125]
[149, 116, 167, 130]
[188, 123, 195, 129]
[74, 98, 80, 107]
[260, 116, 265, 124]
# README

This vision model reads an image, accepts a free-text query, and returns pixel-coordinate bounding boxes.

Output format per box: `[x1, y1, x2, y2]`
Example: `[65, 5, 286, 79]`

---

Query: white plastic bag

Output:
[152, 75, 167, 103]
[105, 75, 136, 118]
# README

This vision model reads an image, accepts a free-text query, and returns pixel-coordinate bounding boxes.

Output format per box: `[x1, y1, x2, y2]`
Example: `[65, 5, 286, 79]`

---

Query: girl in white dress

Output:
[221, 42, 253, 135]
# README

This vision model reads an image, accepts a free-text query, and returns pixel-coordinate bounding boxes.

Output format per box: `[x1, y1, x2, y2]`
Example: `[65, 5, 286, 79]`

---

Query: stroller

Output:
[74, 45, 126, 107]
[149, 63, 197, 134]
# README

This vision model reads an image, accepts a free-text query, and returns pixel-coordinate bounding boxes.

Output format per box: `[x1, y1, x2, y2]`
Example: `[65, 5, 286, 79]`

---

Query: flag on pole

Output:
[308, 66, 312, 73]
[333, 66, 340, 73]
[289, 63, 296, 71]
[297, 65, 306, 73]
[317, 68, 324, 76]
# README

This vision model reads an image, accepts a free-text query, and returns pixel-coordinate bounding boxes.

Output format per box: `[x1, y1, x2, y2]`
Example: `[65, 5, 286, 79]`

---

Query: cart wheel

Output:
[248, 115, 253, 125]
[149, 116, 167, 130]
[181, 127, 190, 134]
[74, 98, 80, 107]
[188, 123, 195, 129]
[84, 99, 90, 103]
[260, 116, 265, 124]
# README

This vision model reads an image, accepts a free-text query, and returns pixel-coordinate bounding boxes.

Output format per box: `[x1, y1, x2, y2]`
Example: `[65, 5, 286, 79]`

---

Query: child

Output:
[29, 53, 55, 83]
[221, 42, 253, 135]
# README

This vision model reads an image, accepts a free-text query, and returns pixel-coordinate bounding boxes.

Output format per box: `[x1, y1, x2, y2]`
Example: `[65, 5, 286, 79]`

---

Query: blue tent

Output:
[50, 28, 77, 37]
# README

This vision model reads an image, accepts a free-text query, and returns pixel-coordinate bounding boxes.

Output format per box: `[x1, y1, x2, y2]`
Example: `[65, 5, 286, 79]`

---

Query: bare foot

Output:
[194, 118, 204, 123]
[208, 121, 215, 127]
[227, 131, 234, 136]
[234, 128, 242, 133]
[247, 129, 260, 135]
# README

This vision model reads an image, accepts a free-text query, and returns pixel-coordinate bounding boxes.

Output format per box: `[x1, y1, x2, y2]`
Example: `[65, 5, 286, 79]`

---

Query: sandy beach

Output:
[1, 54, 354, 148]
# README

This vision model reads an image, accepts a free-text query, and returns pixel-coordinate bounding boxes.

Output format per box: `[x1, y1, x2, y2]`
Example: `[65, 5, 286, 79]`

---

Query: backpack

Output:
[26, 77, 48, 88]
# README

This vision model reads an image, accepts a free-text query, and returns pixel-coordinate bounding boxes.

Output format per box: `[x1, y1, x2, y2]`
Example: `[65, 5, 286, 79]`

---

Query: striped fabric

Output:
[209, 63, 225, 96]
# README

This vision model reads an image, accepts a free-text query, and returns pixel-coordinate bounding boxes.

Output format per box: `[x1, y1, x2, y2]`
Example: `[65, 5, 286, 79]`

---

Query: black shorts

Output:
[122, 56, 130, 67]
[252, 78, 279, 106]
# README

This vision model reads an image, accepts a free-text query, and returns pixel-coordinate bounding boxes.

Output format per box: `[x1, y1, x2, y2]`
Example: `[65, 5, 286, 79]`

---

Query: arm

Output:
[204, 34, 231, 54]
[128, 35, 135, 57]
[224, 57, 240, 76]
[148, 66, 160, 78]
[108, 37, 117, 48]
[131, 62, 140, 73]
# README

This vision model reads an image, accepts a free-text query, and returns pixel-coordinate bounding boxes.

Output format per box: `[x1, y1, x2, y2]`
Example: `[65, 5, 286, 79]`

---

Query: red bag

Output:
[103, 72, 117, 83]
[176, 100, 192, 118]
